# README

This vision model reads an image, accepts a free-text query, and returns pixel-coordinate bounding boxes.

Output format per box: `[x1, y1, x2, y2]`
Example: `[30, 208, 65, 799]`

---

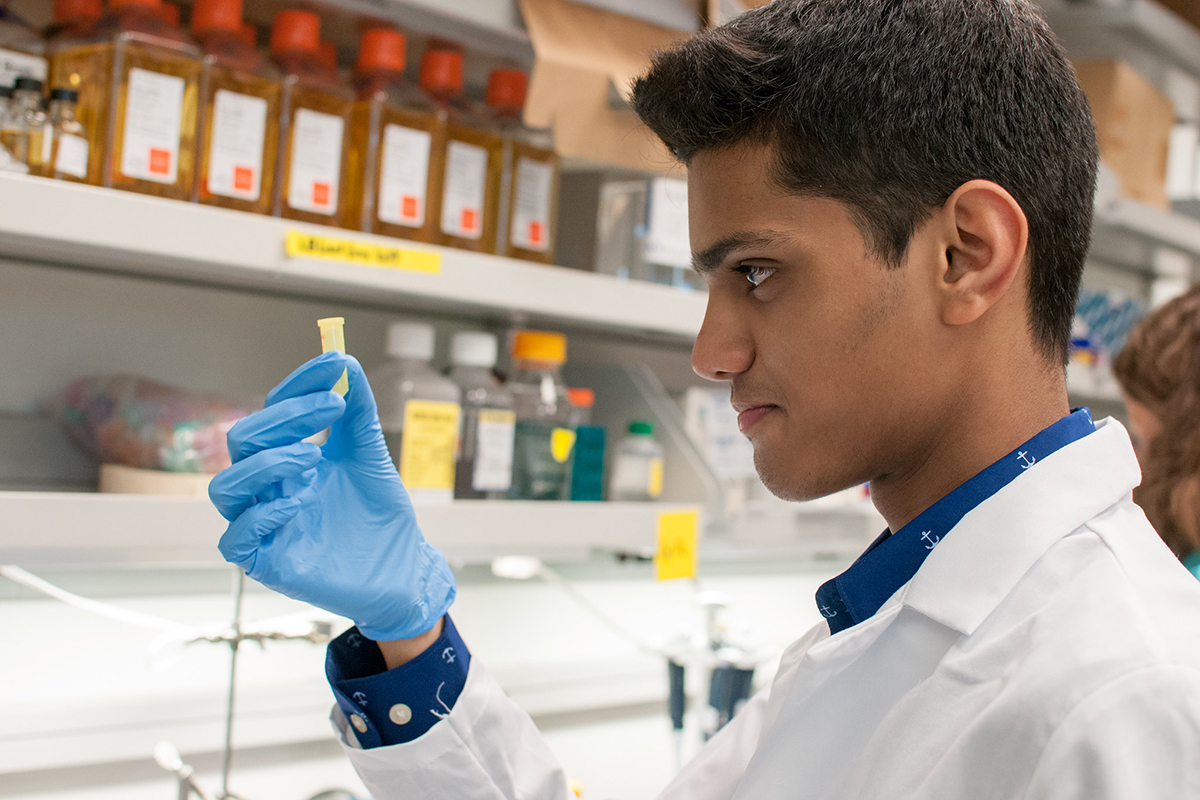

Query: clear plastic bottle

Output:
[48, 0, 202, 194]
[345, 28, 445, 242]
[30, 87, 89, 180]
[191, 0, 280, 214]
[508, 330, 573, 501]
[0, 76, 47, 171]
[369, 321, 462, 505]
[419, 46, 503, 253]
[449, 331, 515, 500]
[0, 0, 46, 91]
[609, 421, 665, 502]
[486, 69, 559, 264]
[270, 9, 353, 226]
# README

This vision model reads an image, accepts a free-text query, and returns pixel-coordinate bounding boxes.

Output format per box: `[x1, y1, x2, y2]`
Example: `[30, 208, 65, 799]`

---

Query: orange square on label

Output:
[149, 148, 171, 175]
[528, 221, 544, 245]
[233, 166, 254, 191]
[461, 208, 478, 232]
[312, 182, 330, 206]
[402, 195, 419, 219]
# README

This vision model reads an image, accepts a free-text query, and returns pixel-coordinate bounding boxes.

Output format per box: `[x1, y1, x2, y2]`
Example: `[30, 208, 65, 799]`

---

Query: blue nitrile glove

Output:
[208, 351, 455, 642]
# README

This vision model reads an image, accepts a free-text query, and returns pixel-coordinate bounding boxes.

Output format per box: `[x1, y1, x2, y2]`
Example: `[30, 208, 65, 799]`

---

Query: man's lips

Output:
[735, 404, 777, 434]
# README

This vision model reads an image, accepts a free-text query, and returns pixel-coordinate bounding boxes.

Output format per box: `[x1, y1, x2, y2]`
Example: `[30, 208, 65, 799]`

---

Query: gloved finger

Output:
[265, 351, 347, 407]
[326, 355, 388, 453]
[227, 391, 345, 462]
[217, 495, 302, 574]
[209, 442, 321, 521]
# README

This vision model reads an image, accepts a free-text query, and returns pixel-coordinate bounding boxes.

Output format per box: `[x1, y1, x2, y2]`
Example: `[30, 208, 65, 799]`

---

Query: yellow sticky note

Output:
[285, 231, 441, 274]
[655, 511, 698, 581]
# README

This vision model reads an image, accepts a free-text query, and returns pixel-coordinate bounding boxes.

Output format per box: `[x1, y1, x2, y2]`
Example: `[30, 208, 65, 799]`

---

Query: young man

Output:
[209, 0, 1200, 796]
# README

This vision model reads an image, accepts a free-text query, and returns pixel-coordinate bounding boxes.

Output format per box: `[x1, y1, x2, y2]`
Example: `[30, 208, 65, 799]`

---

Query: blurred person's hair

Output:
[630, 0, 1098, 364]
[1114, 286, 1200, 557]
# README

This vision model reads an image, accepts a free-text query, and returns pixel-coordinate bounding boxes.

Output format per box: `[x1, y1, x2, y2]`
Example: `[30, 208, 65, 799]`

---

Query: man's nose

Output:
[691, 296, 754, 381]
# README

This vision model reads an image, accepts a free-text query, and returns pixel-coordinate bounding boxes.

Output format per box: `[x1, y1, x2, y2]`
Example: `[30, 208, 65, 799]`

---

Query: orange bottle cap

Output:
[52, 0, 102, 24]
[239, 21, 257, 47]
[271, 9, 320, 55]
[512, 330, 567, 364]
[159, 1, 180, 27]
[356, 28, 405, 75]
[110, 0, 162, 11]
[319, 40, 337, 70]
[419, 48, 463, 94]
[567, 388, 595, 408]
[191, 0, 242, 34]
[486, 69, 527, 112]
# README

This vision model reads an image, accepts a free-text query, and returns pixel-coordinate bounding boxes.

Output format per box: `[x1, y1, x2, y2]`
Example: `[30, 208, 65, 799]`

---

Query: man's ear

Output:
[936, 180, 1029, 327]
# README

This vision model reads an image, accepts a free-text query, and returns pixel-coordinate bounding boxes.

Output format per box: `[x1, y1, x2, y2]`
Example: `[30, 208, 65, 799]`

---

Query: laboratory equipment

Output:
[270, 9, 353, 225]
[609, 421, 664, 501]
[317, 315, 348, 394]
[31, 87, 88, 180]
[369, 321, 462, 504]
[449, 330, 515, 499]
[508, 329, 573, 500]
[487, 68, 559, 263]
[0, 0, 46, 91]
[48, 0, 202, 193]
[191, 0, 280, 214]
[419, 46, 503, 252]
[344, 28, 444, 242]
[566, 387, 606, 501]
[214, 350, 457, 640]
[0, 76, 46, 170]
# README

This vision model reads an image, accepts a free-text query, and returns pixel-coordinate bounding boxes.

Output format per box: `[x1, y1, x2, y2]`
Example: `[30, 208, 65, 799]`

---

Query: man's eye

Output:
[743, 265, 776, 288]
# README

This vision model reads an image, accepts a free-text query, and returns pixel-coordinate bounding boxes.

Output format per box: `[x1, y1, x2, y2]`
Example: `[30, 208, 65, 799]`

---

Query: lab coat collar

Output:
[901, 417, 1142, 636]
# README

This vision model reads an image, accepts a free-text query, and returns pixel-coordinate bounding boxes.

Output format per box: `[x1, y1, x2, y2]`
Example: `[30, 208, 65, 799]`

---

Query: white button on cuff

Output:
[389, 703, 412, 725]
[350, 714, 368, 733]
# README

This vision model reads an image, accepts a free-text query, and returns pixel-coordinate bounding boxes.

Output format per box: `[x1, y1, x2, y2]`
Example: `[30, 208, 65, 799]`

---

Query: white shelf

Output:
[0, 491, 702, 567]
[0, 174, 706, 342]
[1041, 0, 1200, 77]
[1094, 196, 1200, 263]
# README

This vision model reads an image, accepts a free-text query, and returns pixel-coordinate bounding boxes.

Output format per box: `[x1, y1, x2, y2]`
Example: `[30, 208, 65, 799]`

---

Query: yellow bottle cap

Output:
[511, 330, 566, 364]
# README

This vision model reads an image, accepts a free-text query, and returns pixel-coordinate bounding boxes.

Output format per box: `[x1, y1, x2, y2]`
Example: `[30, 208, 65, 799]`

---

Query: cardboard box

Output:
[1074, 59, 1175, 209]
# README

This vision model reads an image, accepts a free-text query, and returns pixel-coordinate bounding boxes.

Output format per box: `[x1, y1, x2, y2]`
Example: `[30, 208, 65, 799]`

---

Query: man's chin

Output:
[753, 451, 851, 503]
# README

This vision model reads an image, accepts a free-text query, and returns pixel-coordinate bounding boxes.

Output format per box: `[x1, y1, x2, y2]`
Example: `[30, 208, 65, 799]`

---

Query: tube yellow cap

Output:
[317, 317, 348, 395]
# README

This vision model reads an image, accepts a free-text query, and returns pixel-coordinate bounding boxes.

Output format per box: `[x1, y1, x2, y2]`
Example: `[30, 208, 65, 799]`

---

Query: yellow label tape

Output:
[286, 231, 441, 274]
[655, 510, 698, 581]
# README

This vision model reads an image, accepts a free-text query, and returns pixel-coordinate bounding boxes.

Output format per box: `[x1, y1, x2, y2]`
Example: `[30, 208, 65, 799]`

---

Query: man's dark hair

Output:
[631, 0, 1098, 363]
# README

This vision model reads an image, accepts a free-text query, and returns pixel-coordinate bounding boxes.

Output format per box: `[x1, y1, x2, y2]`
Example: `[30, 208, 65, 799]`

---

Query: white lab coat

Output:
[332, 418, 1200, 799]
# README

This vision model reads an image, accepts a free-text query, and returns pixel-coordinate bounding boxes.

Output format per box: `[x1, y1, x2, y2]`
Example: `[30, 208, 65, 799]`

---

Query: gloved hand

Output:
[208, 351, 455, 642]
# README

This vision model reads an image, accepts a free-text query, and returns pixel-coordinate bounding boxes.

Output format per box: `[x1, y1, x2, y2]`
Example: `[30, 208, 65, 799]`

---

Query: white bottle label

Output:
[0, 48, 47, 90]
[120, 68, 185, 184]
[473, 409, 516, 492]
[55, 133, 89, 178]
[510, 157, 554, 252]
[377, 124, 432, 227]
[644, 176, 691, 269]
[441, 139, 488, 239]
[206, 89, 268, 201]
[287, 107, 343, 215]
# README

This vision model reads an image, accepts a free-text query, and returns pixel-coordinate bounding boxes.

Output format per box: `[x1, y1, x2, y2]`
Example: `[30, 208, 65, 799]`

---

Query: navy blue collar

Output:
[815, 408, 1097, 635]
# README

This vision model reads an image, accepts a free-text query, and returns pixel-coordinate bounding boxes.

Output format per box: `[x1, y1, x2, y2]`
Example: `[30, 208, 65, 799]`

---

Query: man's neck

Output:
[869, 372, 1070, 533]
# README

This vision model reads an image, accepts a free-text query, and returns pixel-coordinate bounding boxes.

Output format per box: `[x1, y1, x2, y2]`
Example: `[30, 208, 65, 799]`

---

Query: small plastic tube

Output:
[317, 317, 348, 395]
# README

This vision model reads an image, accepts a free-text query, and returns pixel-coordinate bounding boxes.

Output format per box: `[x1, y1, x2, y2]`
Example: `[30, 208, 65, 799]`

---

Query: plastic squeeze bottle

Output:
[419, 46, 503, 253]
[191, 0, 280, 214]
[270, 9, 353, 225]
[508, 330, 574, 501]
[609, 421, 665, 502]
[344, 28, 445, 242]
[369, 322, 462, 505]
[448, 331, 515, 500]
[486, 69, 559, 264]
[48, 0, 202, 194]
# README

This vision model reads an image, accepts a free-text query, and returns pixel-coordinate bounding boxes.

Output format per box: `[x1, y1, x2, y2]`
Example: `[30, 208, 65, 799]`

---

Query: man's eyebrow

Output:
[692, 230, 791, 275]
